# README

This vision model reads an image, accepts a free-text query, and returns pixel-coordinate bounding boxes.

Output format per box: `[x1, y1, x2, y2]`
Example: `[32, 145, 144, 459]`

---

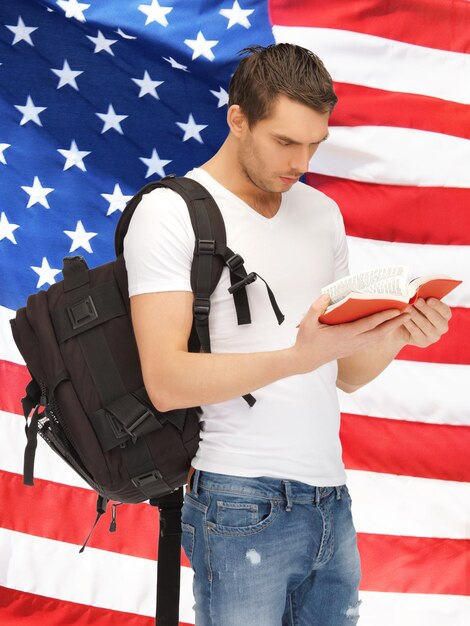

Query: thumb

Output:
[297, 294, 331, 327]
[310, 293, 331, 317]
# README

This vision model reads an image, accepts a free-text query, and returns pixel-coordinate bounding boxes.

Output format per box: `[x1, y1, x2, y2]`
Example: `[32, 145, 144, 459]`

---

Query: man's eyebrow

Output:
[272, 132, 329, 145]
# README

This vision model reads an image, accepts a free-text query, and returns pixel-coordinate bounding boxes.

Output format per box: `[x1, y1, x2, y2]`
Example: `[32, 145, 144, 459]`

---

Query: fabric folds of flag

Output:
[0, 1, 469, 625]
[271, 0, 470, 624]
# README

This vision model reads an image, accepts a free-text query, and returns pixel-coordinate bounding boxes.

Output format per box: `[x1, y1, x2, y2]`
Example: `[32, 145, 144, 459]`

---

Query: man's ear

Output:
[227, 104, 247, 138]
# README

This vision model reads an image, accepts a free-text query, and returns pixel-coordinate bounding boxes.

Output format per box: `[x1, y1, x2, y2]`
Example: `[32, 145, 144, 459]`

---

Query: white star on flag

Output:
[96, 104, 128, 134]
[6, 16, 38, 46]
[101, 184, 133, 215]
[21, 176, 54, 208]
[138, 0, 173, 27]
[184, 31, 218, 61]
[139, 148, 172, 178]
[57, 140, 91, 171]
[14, 96, 47, 127]
[86, 30, 118, 56]
[0, 212, 19, 244]
[51, 60, 83, 90]
[64, 220, 98, 253]
[57, 0, 90, 22]
[132, 71, 164, 99]
[162, 56, 189, 72]
[219, 1, 254, 29]
[210, 86, 229, 107]
[31, 257, 61, 288]
[0, 144, 11, 165]
[176, 114, 207, 143]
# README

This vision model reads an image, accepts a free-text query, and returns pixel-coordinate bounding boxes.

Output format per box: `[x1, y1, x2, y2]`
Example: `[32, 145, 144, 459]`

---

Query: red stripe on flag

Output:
[341, 413, 470, 482]
[0, 587, 193, 626]
[306, 174, 470, 246]
[0, 360, 28, 416]
[0, 471, 190, 567]
[331, 82, 470, 139]
[358, 533, 470, 595]
[269, 0, 470, 53]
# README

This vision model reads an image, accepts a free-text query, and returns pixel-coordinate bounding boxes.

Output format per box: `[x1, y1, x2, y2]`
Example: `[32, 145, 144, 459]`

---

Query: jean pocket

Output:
[207, 494, 279, 536]
[181, 522, 195, 563]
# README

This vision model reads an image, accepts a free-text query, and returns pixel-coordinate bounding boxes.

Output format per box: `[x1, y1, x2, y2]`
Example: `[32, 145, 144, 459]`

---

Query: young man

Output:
[124, 45, 451, 626]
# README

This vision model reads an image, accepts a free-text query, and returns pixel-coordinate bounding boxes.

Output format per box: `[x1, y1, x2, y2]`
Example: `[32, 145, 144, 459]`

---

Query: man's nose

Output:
[289, 147, 311, 174]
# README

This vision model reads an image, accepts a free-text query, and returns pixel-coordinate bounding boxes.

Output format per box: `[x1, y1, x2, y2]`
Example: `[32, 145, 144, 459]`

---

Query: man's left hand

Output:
[399, 297, 452, 348]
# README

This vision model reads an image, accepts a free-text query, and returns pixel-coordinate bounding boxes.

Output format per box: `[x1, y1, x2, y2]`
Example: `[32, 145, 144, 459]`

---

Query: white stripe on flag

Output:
[312, 126, 470, 187]
[0, 410, 91, 490]
[338, 360, 470, 426]
[272, 26, 470, 105]
[358, 590, 470, 626]
[0, 306, 23, 365]
[0, 528, 195, 622]
[346, 469, 470, 539]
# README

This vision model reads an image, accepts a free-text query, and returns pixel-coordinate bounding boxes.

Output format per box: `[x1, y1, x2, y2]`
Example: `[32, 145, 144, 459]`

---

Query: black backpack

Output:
[10, 175, 284, 626]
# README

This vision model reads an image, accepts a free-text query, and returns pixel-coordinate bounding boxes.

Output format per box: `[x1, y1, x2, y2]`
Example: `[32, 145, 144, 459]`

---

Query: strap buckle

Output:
[195, 239, 216, 255]
[193, 297, 211, 320]
[131, 469, 163, 489]
[67, 296, 98, 330]
[228, 272, 257, 294]
[108, 407, 156, 442]
[226, 253, 244, 272]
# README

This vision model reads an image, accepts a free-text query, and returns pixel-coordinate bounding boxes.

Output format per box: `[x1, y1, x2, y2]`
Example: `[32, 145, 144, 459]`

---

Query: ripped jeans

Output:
[181, 470, 362, 626]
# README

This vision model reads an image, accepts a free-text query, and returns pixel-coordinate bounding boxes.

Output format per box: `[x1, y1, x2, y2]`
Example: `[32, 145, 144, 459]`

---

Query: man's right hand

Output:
[292, 294, 409, 375]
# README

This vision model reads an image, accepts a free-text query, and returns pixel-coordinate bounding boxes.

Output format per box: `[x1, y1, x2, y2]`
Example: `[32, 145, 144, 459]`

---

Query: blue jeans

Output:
[181, 470, 362, 626]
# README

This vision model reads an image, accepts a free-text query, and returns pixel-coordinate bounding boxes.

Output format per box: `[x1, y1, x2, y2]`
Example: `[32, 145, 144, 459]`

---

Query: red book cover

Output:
[319, 276, 462, 325]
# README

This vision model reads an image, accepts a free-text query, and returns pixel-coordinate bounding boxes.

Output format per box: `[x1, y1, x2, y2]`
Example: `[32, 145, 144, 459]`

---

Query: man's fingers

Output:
[348, 307, 405, 333]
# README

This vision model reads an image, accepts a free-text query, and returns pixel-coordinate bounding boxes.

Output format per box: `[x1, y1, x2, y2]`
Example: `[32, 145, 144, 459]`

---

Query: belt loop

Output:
[192, 469, 201, 496]
[315, 487, 320, 507]
[283, 480, 293, 512]
[335, 486, 342, 500]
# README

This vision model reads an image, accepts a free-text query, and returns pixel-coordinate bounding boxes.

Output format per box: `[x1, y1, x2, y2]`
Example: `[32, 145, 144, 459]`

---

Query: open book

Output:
[319, 266, 462, 325]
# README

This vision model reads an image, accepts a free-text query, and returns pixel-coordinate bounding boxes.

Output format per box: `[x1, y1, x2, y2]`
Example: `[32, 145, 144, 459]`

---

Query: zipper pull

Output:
[109, 503, 121, 532]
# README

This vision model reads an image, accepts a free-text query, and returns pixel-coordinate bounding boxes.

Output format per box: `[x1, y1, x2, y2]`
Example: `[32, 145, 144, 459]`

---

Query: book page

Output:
[321, 266, 409, 305]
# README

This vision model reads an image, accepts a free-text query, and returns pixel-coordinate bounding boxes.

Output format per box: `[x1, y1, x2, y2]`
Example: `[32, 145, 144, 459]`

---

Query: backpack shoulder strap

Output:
[114, 175, 254, 353]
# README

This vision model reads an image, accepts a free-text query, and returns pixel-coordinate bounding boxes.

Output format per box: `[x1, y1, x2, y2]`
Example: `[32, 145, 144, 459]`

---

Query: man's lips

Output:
[279, 176, 299, 183]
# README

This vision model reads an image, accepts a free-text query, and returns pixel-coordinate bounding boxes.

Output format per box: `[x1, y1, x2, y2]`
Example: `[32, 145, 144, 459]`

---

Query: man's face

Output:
[237, 94, 330, 194]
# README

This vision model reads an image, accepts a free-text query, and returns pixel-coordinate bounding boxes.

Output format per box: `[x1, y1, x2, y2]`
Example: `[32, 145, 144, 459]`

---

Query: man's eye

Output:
[278, 140, 290, 146]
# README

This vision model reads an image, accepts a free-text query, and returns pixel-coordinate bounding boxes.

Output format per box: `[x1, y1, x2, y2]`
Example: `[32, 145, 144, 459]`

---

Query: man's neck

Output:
[200, 142, 281, 218]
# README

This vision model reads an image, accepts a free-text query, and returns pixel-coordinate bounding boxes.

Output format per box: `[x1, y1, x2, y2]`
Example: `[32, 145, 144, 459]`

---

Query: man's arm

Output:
[131, 291, 408, 412]
[336, 297, 452, 393]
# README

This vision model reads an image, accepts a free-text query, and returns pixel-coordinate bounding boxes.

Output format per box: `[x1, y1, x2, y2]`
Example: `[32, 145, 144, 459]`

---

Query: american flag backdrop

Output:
[0, 0, 469, 624]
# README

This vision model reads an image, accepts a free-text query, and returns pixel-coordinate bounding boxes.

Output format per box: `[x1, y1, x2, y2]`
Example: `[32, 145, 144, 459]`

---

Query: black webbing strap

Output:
[21, 378, 41, 419]
[190, 195, 221, 354]
[222, 247, 252, 325]
[79, 494, 108, 553]
[149, 488, 184, 626]
[23, 405, 41, 486]
[123, 437, 174, 499]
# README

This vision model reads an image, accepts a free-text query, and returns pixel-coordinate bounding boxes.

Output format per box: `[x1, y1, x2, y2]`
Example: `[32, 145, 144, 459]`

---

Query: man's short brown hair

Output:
[228, 44, 337, 126]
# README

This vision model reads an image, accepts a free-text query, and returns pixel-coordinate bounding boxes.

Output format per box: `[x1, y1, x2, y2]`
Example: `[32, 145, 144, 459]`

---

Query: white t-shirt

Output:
[124, 168, 349, 486]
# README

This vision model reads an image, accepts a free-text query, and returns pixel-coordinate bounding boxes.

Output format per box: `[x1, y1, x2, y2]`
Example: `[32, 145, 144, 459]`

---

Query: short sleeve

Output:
[123, 188, 194, 297]
[332, 205, 349, 281]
